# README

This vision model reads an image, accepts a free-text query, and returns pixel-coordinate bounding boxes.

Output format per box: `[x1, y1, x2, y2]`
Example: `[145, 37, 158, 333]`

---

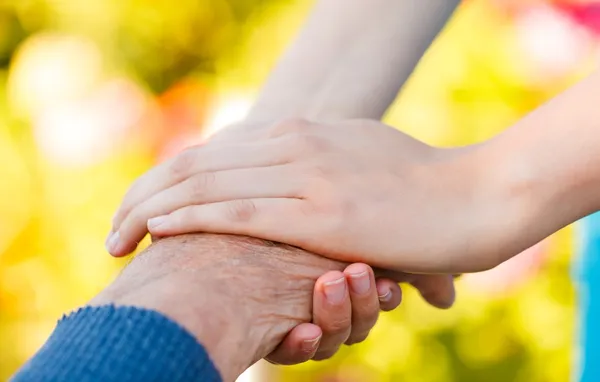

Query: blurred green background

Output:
[0, 0, 596, 380]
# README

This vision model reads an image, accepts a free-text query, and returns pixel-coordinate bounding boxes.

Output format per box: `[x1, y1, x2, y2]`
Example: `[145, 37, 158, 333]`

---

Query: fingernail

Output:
[323, 277, 346, 305]
[104, 231, 114, 248]
[147, 216, 167, 230]
[348, 271, 370, 295]
[106, 231, 120, 255]
[302, 335, 321, 353]
[378, 290, 392, 303]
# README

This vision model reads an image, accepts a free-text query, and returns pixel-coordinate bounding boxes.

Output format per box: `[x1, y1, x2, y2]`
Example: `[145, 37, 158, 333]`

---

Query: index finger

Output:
[112, 137, 294, 231]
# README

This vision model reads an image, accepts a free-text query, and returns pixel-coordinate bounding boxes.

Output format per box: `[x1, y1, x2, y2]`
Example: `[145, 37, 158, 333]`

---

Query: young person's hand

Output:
[109, 118, 510, 273]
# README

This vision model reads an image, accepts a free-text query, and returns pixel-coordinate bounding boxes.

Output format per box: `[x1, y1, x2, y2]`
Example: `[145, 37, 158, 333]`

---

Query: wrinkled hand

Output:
[93, 234, 456, 381]
[266, 263, 456, 364]
[267, 263, 402, 364]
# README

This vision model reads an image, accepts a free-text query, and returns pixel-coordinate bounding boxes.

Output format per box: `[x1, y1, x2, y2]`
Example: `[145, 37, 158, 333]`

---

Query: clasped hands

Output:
[105, 117, 513, 364]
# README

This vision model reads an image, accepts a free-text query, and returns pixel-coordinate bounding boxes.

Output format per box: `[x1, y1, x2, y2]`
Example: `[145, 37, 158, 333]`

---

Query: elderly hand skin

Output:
[90, 233, 455, 382]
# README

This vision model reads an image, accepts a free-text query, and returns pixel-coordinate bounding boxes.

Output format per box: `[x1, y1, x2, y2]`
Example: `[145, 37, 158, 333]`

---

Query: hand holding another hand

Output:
[106, 118, 465, 364]
[109, 118, 513, 274]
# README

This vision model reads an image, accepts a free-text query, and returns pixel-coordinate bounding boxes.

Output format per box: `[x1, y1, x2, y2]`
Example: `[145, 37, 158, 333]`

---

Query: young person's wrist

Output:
[423, 141, 544, 272]
[465, 133, 592, 269]
[476, 70, 600, 266]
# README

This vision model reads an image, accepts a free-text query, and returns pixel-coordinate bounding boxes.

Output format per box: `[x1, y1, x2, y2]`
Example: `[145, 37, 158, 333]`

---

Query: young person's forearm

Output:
[247, 0, 460, 123]
[478, 70, 600, 260]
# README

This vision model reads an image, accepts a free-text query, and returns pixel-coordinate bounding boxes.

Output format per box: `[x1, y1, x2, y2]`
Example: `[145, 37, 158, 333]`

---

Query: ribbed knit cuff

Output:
[12, 305, 222, 382]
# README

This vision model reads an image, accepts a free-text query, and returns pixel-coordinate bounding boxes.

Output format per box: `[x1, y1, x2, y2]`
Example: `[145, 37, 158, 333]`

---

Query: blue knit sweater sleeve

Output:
[11, 305, 222, 382]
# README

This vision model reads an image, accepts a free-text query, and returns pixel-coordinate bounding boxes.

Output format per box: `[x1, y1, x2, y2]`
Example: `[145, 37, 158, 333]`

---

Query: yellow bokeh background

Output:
[0, 0, 592, 380]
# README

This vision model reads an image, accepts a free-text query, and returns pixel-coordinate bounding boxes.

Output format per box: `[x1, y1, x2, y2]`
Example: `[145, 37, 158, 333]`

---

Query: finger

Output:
[375, 278, 402, 312]
[265, 323, 322, 365]
[372, 269, 455, 309]
[343, 264, 379, 345]
[311, 271, 352, 361]
[147, 198, 312, 244]
[112, 137, 294, 231]
[410, 274, 456, 309]
[108, 167, 303, 256]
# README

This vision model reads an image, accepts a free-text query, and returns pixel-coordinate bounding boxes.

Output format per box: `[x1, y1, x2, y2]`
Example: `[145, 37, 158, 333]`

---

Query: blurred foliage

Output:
[0, 0, 593, 380]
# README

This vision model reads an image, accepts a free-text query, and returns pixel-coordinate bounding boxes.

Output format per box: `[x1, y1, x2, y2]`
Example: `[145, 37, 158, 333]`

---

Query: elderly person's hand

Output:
[92, 233, 456, 381]
[267, 262, 404, 364]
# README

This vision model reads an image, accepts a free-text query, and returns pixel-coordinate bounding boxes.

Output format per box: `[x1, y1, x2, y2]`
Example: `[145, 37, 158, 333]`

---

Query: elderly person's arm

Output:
[12, 234, 452, 382]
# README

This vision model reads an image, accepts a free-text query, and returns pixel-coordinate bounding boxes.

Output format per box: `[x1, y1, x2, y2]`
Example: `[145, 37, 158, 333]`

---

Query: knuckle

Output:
[313, 197, 351, 228]
[122, 208, 146, 234]
[226, 199, 257, 222]
[309, 162, 331, 178]
[300, 164, 336, 195]
[295, 132, 329, 154]
[269, 120, 329, 155]
[303, 174, 332, 197]
[303, 156, 340, 183]
[169, 148, 198, 180]
[322, 317, 352, 335]
[334, 197, 357, 220]
[328, 197, 356, 219]
[297, 187, 350, 241]
[355, 310, 379, 330]
[271, 117, 312, 136]
[173, 206, 194, 223]
[127, 205, 145, 223]
[113, 207, 130, 228]
[345, 332, 369, 346]
[188, 172, 216, 199]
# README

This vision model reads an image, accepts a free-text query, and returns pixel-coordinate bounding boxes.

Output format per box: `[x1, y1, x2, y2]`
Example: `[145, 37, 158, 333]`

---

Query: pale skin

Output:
[107, 0, 600, 276]
[106, 0, 462, 363]
[110, 68, 600, 274]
